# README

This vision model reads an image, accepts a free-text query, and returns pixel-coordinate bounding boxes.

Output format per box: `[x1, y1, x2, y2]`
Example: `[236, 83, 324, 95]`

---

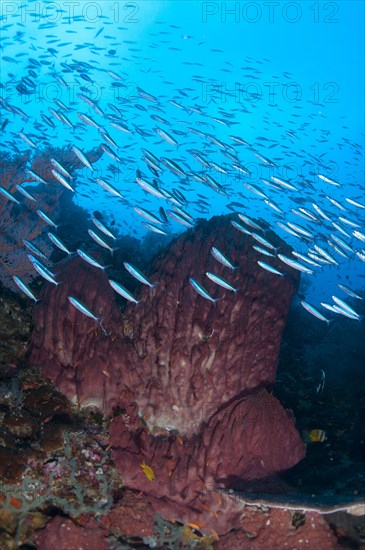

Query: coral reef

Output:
[27, 215, 308, 534]
[2, 215, 360, 547]
[0, 366, 117, 548]
[215, 506, 341, 549]
[34, 516, 108, 550]
[0, 287, 33, 369]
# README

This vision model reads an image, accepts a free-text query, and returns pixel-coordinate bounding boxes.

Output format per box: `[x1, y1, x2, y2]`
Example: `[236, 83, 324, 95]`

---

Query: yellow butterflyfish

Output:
[303, 429, 327, 443]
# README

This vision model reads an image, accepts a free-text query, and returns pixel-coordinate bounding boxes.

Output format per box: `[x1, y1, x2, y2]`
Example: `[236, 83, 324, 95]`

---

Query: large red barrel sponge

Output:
[126, 214, 301, 435]
[201, 390, 305, 484]
[108, 390, 305, 522]
[28, 215, 300, 428]
[27, 215, 306, 531]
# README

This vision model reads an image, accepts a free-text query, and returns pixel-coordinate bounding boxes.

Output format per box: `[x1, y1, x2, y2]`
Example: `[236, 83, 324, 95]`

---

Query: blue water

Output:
[1, 0, 364, 307]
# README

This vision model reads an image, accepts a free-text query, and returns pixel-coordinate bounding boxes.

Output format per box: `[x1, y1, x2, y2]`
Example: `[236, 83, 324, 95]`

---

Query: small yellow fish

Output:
[140, 461, 156, 481]
[303, 429, 327, 443]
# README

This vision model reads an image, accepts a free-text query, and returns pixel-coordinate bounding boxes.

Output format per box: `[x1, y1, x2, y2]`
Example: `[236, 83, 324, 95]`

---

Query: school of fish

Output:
[0, 2, 364, 327]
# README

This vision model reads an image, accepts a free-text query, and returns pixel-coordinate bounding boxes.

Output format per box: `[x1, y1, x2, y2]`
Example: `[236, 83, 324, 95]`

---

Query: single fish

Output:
[257, 261, 284, 276]
[278, 254, 314, 274]
[59, 112, 74, 129]
[96, 177, 123, 198]
[332, 222, 351, 238]
[326, 195, 347, 212]
[312, 203, 332, 221]
[100, 129, 118, 149]
[110, 121, 131, 133]
[47, 232, 71, 255]
[210, 246, 237, 270]
[41, 113, 55, 128]
[316, 369, 326, 394]
[330, 243, 349, 259]
[155, 127, 179, 147]
[142, 155, 162, 172]
[287, 222, 314, 239]
[254, 152, 277, 167]
[91, 217, 117, 239]
[109, 279, 139, 303]
[77, 249, 106, 270]
[229, 135, 250, 145]
[142, 222, 168, 235]
[124, 262, 155, 288]
[140, 461, 155, 481]
[264, 198, 283, 214]
[134, 207, 163, 225]
[356, 251, 365, 262]
[23, 240, 48, 260]
[318, 174, 341, 187]
[0, 186, 20, 203]
[159, 207, 168, 223]
[190, 150, 210, 167]
[72, 145, 93, 171]
[101, 143, 121, 162]
[300, 301, 330, 323]
[295, 207, 318, 222]
[232, 163, 250, 175]
[301, 301, 330, 323]
[253, 246, 275, 258]
[231, 220, 251, 235]
[19, 131, 37, 148]
[68, 296, 100, 321]
[16, 184, 36, 201]
[243, 182, 267, 199]
[136, 177, 165, 199]
[77, 112, 100, 128]
[338, 284, 363, 300]
[37, 209, 58, 228]
[345, 197, 365, 209]
[160, 157, 186, 176]
[88, 229, 115, 254]
[206, 272, 238, 292]
[51, 169, 75, 192]
[167, 210, 194, 228]
[353, 230, 365, 243]
[270, 176, 297, 191]
[238, 214, 263, 231]
[251, 232, 277, 251]
[189, 277, 218, 302]
[303, 429, 327, 443]
[13, 276, 38, 301]
[171, 204, 192, 221]
[338, 215, 361, 229]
